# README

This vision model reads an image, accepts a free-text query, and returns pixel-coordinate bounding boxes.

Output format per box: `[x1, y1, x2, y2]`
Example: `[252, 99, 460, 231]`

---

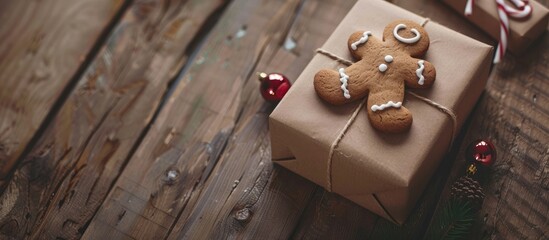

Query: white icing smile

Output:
[393, 24, 421, 44]
[351, 31, 372, 50]
[339, 68, 351, 99]
[416, 60, 425, 85]
[371, 101, 402, 112]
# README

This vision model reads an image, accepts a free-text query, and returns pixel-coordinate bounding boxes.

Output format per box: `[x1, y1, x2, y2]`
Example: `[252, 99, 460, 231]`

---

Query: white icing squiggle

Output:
[371, 101, 402, 112]
[351, 31, 372, 50]
[339, 68, 351, 99]
[416, 60, 425, 85]
[393, 24, 421, 44]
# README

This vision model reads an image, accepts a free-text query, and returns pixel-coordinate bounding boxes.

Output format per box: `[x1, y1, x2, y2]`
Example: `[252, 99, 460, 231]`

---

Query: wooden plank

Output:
[168, 2, 357, 239]
[425, 31, 549, 239]
[0, 0, 227, 239]
[290, 190, 377, 240]
[0, 0, 127, 182]
[82, 0, 356, 239]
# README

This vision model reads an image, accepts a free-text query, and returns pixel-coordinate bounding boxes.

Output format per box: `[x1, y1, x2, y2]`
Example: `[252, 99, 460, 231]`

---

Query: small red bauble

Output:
[258, 72, 291, 102]
[466, 139, 496, 167]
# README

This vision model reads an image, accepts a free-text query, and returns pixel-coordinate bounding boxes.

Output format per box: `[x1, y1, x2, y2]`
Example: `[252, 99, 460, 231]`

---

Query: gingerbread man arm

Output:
[347, 31, 385, 60]
[313, 31, 384, 105]
[398, 58, 436, 89]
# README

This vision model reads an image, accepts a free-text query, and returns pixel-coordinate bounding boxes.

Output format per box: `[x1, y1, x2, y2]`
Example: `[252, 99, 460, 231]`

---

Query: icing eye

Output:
[393, 24, 421, 44]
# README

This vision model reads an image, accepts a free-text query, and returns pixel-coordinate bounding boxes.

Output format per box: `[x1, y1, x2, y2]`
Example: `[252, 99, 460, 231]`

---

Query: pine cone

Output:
[450, 175, 485, 211]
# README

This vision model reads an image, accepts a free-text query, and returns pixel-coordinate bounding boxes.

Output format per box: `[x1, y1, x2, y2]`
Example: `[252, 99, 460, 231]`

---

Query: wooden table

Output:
[0, 0, 547, 239]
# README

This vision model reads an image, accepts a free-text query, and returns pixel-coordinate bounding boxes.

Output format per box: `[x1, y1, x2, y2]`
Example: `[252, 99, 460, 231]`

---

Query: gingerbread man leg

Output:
[367, 87, 412, 133]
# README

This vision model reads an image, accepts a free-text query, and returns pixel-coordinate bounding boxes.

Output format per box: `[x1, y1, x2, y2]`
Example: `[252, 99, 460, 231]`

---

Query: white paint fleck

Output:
[284, 37, 296, 50]
[235, 208, 251, 221]
[235, 28, 246, 39]
[195, 56, 205, 65]
[164, 169, 180, 185]
[167, 170, 178, 179]
[232, 179, 240, 189]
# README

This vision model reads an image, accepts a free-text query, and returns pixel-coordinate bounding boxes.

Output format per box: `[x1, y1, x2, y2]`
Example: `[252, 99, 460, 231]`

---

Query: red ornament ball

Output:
[466, 139, 496, 167]
[258, 72, 291, 102]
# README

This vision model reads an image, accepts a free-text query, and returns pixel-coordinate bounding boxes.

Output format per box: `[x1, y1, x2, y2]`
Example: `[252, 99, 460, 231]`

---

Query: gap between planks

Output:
[0, 0, 230, 239]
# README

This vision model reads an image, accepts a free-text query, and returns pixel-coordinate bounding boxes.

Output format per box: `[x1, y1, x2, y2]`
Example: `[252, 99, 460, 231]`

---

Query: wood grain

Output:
[1, 0, 547, 238]
[167, 1, 358, 239]
[0, 0, 127, 183]
[0, 0, 227, 239]
[290, 189, 376, 240]
[83, 0, 356, 239]
[421, 0, 549, 239]
[425, 32, 549, 240]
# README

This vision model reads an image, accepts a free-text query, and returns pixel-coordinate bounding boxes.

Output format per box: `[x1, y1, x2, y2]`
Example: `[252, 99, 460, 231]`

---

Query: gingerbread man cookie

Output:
[314, 19, 436, 133]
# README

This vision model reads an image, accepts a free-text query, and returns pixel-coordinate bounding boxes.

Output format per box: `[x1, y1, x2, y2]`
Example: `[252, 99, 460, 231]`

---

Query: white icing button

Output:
[378, 64, 388, 72]
[384, 55, 393, 63]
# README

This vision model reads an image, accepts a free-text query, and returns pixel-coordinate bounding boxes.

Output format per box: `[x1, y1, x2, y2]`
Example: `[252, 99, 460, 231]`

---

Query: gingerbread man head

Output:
[314, 20, 436, 133]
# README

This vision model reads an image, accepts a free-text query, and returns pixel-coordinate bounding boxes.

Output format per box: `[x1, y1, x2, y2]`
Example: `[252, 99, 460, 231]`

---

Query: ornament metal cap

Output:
[257, 72, 267, 82]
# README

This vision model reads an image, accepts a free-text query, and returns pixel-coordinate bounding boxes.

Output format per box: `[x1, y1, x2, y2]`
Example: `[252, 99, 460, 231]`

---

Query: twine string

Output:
[406, 91, 458, 148]
[420, 18, 430, 27]
[316, 49, 353, 66]
[325, 97, 367, 191]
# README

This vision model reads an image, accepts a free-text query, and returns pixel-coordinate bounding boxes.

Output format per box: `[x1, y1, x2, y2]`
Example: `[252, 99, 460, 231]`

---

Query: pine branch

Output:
[424, 199, 476, 240]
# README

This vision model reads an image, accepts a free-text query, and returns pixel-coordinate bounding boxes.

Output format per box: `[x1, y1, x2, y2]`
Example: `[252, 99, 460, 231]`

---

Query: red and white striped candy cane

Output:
[464, 0, 475, 15]
[464, 0, 532, 63]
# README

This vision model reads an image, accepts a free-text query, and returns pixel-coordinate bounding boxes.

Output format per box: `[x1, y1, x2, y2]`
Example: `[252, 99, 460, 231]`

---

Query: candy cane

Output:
[464, 0, 532, 63]
[464, 0, 475, 15]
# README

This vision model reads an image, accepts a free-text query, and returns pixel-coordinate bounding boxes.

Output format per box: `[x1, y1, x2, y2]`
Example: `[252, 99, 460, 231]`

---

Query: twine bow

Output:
[464, 0, 532, 63]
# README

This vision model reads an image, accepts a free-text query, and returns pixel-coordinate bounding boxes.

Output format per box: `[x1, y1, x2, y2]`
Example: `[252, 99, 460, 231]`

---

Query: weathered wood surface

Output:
[0, 0, 127, 183]
[1, 0, 548, 239]
[425, 25, 549, 240]
[83, 0, 357, 239]
[0, 0, 227, 239]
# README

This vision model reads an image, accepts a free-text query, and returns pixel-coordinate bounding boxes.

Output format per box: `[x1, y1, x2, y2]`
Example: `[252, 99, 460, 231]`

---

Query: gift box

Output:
[269, 0, 493, 224]
[443, 0, 548, 54]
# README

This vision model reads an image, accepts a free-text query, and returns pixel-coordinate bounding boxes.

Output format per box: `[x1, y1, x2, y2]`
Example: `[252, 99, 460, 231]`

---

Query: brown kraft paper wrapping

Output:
[443, 0, 549, 54]
[269, 0, 493, 224]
